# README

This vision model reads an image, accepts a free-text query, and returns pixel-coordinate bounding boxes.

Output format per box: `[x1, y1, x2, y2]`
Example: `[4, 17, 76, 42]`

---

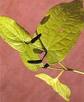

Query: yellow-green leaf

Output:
[0, 16, 43, 71]
[19, 45, 43, 71]
[37, 0, 84, 64]
[36, 73, 71, 101]
[0, 16, 31, 52]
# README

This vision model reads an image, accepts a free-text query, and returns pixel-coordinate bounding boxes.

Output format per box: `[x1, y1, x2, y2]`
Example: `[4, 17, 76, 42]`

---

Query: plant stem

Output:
[73, 69, 84, 75]
[58, 62, 84, 75]
[55, 70, 64, 79]
[58, 62, 67, 70]
[48, 62, 84, 75]
[48, 67, 63, 71]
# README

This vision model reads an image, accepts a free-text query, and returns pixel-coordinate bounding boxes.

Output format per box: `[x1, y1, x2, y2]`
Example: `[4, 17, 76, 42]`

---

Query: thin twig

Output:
[73, 70, 84, 75]
[48, 67, 63, 71]
[58, 62, 67, 70]
[58, 62, 84, 75]
[55, 70, 64, 79]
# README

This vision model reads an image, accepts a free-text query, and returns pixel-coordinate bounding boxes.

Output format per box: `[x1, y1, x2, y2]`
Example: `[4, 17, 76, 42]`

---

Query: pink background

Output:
[0, 0, 84, 102]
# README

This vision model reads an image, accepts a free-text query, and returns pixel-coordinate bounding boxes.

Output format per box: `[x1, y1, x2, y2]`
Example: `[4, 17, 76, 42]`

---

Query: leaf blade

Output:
[37, 0, 84, 64]
[19, 45, 43, 71]
[36, 73, 71, 101]
[0, 16, 43, 71]
[0, 16, 31, 52]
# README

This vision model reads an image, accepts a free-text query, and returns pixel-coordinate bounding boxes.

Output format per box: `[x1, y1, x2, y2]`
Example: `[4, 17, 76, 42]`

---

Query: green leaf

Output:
[0, 16, 43, 71]
[0, 16, 32, 52]
[37, 0, 84, 64]
[36, 73, 71, 101]
[19, 45, 43, 71]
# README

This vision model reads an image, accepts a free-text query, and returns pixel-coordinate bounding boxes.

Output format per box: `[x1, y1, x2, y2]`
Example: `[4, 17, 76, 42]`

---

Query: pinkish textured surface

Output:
[0, 0, 84, 102]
